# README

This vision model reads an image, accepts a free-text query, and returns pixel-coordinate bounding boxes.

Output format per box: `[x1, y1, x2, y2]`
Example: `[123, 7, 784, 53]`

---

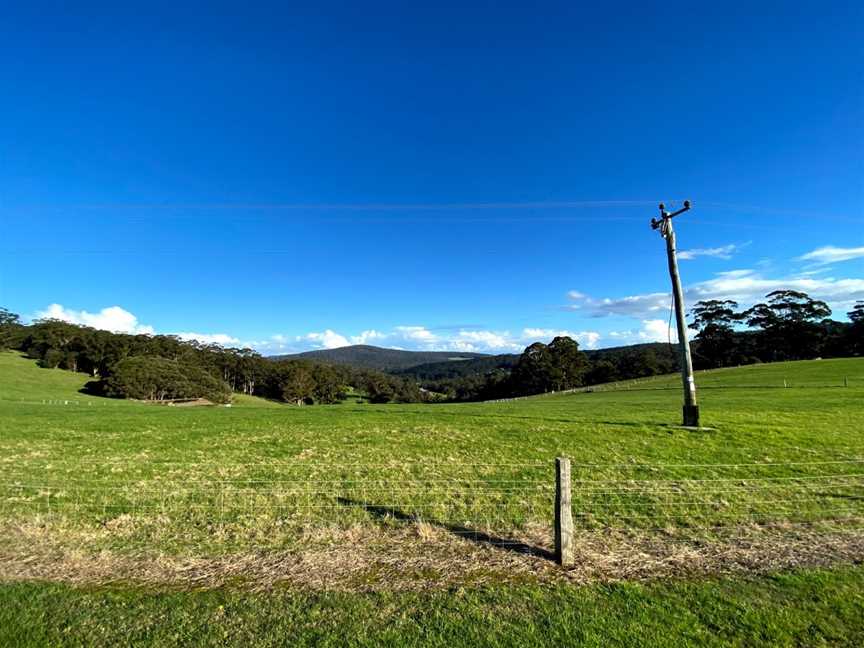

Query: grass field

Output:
[2, 350, 863, 645]
[3, 568, 864, 647]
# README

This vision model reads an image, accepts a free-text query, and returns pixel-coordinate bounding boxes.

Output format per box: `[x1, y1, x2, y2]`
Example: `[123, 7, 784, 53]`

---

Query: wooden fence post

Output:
[554, 457, 574, 567]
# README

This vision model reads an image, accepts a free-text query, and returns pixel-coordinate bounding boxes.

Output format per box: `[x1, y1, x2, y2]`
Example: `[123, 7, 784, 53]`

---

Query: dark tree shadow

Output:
[337, 497, 554, 561]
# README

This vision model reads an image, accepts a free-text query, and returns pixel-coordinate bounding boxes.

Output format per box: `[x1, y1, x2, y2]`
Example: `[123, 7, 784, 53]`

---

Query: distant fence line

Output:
[483, 376, 861, 403]
[0, 399, 116, 406]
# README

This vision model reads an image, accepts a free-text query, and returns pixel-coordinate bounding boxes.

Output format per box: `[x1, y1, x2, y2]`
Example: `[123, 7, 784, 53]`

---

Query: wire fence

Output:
[2, 460, 863, 550]
[584, 378, 864, 394]
[482, 375, 863, 403]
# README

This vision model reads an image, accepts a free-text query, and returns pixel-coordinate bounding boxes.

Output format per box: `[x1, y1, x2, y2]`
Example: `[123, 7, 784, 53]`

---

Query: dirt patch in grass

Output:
[1, 520, 862, 592]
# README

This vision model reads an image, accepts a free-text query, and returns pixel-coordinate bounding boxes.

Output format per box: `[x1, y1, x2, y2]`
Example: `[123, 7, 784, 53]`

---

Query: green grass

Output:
[2, 567, 863, 647]
[1, 351, 863, 554]
[1, 351, 863, 645]
[589, 357, 864, 391]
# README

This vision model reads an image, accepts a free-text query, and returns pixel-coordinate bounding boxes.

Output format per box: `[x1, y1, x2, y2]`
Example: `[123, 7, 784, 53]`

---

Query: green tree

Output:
[547, 336, 588, 390]
[510, 337, 588, 395]
[510, 342, 554, 395]
[364, 373, 396, 403]
[744, 290, 831, 360]
[618, 348, 661, 378]
[310, 364, 345, 403]
[846, 301, 864, 356]
[586, 360, 617, 385]
[689, 299, 741, 367]
[849, 302, 864, 324]
[280, 364, 317, 405]
[0, 308, 23, 350]
[103, 356, 231, 403]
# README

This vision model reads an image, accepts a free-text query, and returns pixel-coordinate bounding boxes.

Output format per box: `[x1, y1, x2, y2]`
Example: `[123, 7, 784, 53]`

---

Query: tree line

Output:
[420, 340, 680, 401]
[688, 291, 862, 368]
[0, 309, 424, 405]
[1, 289, 860, 405]
[413, 291, 863, 401]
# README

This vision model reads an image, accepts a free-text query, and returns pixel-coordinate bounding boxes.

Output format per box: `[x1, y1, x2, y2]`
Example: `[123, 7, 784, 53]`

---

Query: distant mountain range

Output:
[271, 342, 680, 377]
[271, 345, 490, 372]
[392, 354, 521, 380]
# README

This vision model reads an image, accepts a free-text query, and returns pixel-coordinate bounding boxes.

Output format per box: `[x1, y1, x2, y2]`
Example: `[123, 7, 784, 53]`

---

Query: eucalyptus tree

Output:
[689, 299, 742, 367]
[744, 290, 831, 360]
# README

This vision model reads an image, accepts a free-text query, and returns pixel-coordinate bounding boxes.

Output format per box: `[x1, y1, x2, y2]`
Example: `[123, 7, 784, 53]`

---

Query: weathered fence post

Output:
[554, 457, 574, 567]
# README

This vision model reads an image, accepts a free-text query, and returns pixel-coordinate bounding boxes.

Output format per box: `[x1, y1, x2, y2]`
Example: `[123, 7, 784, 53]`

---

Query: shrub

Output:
[104, 356, 232, 404]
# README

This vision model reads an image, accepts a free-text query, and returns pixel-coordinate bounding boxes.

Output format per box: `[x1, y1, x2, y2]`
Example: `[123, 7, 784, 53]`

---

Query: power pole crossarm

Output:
[652, 200, 699, 428]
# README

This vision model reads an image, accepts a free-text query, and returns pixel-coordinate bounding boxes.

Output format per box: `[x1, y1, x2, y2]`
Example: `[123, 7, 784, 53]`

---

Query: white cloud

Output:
[299, 329, 351, 349]
[638, 319, 677, 343]
[686, 270, 864, 312]
[253, 325, 605, 355]
[678, 243, 743, 261]
[176, 332, 242, 346]
[452, 330, 519, 352]
[569, 269, 864, 323]
[35, 304, 155, 335]
[393, 325, 439, 344]
[33, 304, 566, 354]
[798, 245, 864, 265]
[350, 329, 387, 345]
[520, 328, 601, 349]
[605, 320, 685, 345]
[566, 291, 671, 318]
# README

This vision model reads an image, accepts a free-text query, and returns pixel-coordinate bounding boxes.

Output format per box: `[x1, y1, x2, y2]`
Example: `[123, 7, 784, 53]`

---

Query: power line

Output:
[6, 199, 663, 211]
[6, 199, 859, 222]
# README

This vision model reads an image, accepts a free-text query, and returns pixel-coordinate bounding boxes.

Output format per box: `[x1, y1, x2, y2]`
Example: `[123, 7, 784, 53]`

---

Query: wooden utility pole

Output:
[651, 201, 699, 427]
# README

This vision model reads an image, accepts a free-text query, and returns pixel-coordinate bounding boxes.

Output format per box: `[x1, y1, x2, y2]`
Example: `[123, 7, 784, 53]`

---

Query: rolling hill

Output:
[272, 342, 685, 377]
[271, 344, 490, 371]
[393, 353, 520, 380]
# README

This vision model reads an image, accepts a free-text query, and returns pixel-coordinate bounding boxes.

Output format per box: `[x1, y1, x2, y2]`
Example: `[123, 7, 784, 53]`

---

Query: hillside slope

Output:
[0, 352, 281, 408]
[588, 357, 864, 392]
[0, 351, 107, 403]
[394, 354, 520, 380]
[274, 342, 684, 377]
[271, 345, 489, 371]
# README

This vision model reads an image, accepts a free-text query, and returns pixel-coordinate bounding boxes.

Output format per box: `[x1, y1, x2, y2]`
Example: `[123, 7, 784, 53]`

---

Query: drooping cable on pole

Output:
[651, 200, 700, 427]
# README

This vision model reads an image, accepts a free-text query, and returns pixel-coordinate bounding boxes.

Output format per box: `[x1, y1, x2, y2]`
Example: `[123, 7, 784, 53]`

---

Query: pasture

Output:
[1, 350, 863, 645]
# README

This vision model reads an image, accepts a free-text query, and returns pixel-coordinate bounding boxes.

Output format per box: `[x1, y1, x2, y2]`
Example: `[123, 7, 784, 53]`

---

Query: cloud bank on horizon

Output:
[32, 304, 602, 355]
[29, 243, 864, 356]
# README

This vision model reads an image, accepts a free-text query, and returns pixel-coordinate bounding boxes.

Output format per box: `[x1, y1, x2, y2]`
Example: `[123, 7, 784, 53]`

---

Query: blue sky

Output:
[2, 1, 862, 354]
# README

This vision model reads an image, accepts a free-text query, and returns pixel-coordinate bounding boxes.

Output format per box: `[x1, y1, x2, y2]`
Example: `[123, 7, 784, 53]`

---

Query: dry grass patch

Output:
[1, 519, 862, 592]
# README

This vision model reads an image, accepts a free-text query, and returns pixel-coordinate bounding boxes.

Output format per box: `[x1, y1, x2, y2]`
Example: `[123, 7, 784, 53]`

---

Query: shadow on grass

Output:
[599, 420, 718, 433]
[814, 492, 864, 501]
[337, 497, 554, 561]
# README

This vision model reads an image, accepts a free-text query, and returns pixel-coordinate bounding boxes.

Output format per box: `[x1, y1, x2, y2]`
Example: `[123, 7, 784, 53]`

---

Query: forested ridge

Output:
[273, 345, 488, 371]
[0, 291, 860, 405]
[0, 310, 423, 405]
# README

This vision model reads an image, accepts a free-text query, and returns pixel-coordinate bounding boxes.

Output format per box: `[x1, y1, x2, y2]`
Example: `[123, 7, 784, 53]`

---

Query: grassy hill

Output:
[589, 357, 864, 392]
[0, 351, 108, 404]
[271, 344, 489, 371]
[1, 352, 863, 646]
[0, 351, 280, 408]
